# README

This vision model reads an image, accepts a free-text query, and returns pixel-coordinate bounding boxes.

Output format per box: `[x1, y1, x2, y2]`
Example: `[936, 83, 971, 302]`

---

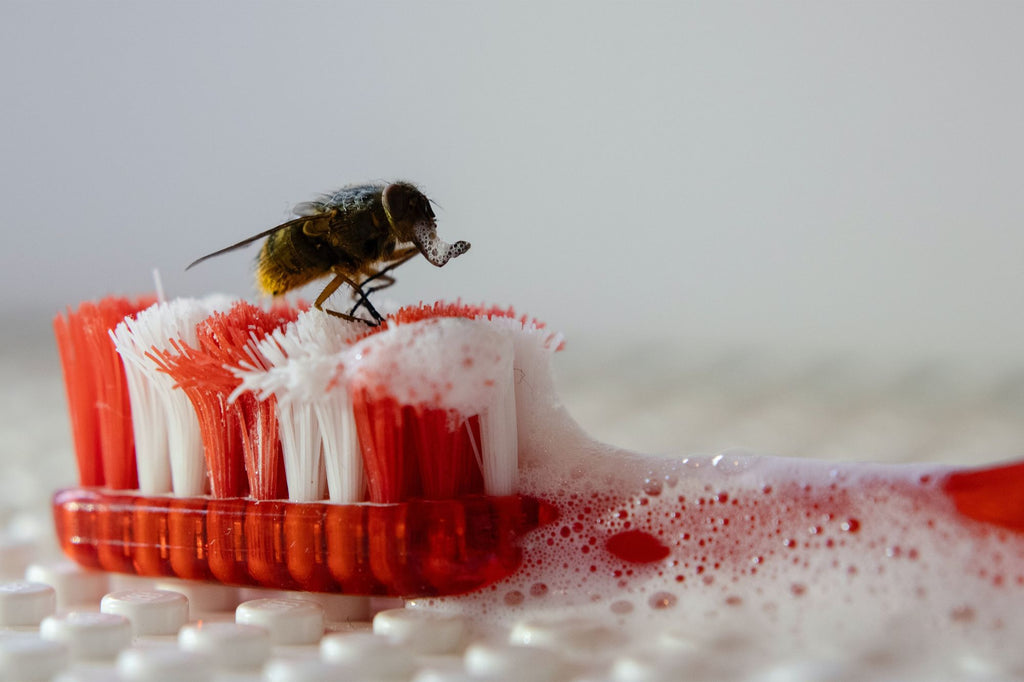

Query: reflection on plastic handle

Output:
[53, 488, 558, 597]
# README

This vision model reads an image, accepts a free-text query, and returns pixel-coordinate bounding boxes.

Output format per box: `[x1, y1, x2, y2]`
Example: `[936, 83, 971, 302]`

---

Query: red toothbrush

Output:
[52, 297, 559, 597]
[51, 295, 1024, 638]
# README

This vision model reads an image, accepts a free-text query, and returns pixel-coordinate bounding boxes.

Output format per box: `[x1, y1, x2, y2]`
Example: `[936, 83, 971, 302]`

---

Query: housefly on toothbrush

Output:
[186, 182, 471, 325]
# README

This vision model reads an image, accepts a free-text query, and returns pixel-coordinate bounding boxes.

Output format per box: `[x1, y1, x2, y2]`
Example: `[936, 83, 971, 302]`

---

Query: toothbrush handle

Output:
[52, 488, 557, 597]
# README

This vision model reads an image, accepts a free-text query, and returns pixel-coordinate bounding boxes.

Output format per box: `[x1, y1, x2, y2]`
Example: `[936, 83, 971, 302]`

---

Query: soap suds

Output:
[410, 322, 1024, 669]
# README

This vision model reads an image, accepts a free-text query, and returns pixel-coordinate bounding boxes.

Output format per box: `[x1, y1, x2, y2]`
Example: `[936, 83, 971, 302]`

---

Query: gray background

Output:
[3, 2, 1023, 365]
[2, 2, 1023, 468]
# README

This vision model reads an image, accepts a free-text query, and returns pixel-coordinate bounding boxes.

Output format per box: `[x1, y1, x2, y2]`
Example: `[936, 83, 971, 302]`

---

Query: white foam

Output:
[408, 322, 1024, 669]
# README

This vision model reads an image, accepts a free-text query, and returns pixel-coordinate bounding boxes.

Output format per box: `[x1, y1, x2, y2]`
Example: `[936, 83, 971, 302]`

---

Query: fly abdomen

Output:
[256, 227, 333, 296]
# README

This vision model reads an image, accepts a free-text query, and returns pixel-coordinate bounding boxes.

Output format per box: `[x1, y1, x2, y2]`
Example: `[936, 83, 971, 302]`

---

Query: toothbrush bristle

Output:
[235, 309, 365, 502]
[151, 302, 299, 499]
[381, 300, 567, 353]
[384, 300, 519, 326]
[110, 296, 234, 495]
[350, 391, 420, 503]
[53, 296, 155, 488]
[347, 316, 521, 502]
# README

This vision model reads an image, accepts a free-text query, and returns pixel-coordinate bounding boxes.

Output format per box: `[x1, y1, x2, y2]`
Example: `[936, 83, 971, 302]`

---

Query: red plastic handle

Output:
[943, 461, 1024, 533]
[53, 488, 557, 597]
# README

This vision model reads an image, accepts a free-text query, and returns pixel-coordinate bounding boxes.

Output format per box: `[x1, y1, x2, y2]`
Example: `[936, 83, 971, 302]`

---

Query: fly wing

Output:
[292, 201, 328, 217]
[185, 214, 331, 270]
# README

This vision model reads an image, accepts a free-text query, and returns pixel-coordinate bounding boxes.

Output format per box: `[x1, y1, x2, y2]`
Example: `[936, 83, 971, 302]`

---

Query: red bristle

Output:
[347, 300, 543, 343]
[409, 410, 485, 499]
[53, 296, 155, 488]
[150, 337, 247, 497]
[349, 304, 537, 502]
[366, 300, 565, 351]
[269, 298, 310, 316]
[350, 390, 486, 503]
[385, 300, 519, 326]
[235, 392, 285, 500]
[351, 390, 418, 503]
[152, 302, 297, 499]
[54, 311, 102, 486]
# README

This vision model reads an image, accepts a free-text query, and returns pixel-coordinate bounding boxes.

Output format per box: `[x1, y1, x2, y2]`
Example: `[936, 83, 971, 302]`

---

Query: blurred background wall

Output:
[2, 2, 1022, 460]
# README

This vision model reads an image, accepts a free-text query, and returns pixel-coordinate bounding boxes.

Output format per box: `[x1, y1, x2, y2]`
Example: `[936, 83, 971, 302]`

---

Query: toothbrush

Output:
[52, 295, 1024, 642]
[52, 297, 558, 596]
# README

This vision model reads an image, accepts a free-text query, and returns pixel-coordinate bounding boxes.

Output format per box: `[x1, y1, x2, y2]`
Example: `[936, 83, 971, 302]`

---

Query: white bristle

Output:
[481, 316, 564, 475]
[110, 295, 233, 495]
[111, 321, 169, 494]
[232, 310, 364, 502]
[476, 364, 518, 495]
[472, 316, 563, 495]
[275, 401, 325, 501]
[314, 390, 363, 502]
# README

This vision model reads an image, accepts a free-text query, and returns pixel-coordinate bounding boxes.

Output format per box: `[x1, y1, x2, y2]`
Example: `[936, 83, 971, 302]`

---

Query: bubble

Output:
[643, 478, 663, 496]
[504, 591, 525, 606]
[648, 592, 678, 610]
[951, 605, 976, 623]
[610, 600, 634, 615]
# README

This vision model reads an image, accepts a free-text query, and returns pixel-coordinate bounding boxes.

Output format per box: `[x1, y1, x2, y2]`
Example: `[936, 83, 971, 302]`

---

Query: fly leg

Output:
[347, 248, 420, 321]
[346, 274, 394, 319]
[315, 273, 378, 326]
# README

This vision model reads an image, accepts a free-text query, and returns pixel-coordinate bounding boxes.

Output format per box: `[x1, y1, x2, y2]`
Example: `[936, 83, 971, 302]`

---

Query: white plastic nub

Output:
[320, 631, 417, 678]
[464, 641, 564, 682]
[25, 561, 108, 610]
[264, 658, 355, 682]
[40, 612, 133, 660]
[409, 668, 479, 682]
[0, 636, 69, 681]
[235, 598, 324, 645]
[53, 668, 124, 682]
[508, 617, 624, 655]
[0, 581, 56, 626]
[153, 579, 239, 614]
[100, 589, 189, 636]
[178, 621, 270, 670]
[372, 608, 468, 654]
[116, 647, 213, 682]
[610, 649, 706, 682]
